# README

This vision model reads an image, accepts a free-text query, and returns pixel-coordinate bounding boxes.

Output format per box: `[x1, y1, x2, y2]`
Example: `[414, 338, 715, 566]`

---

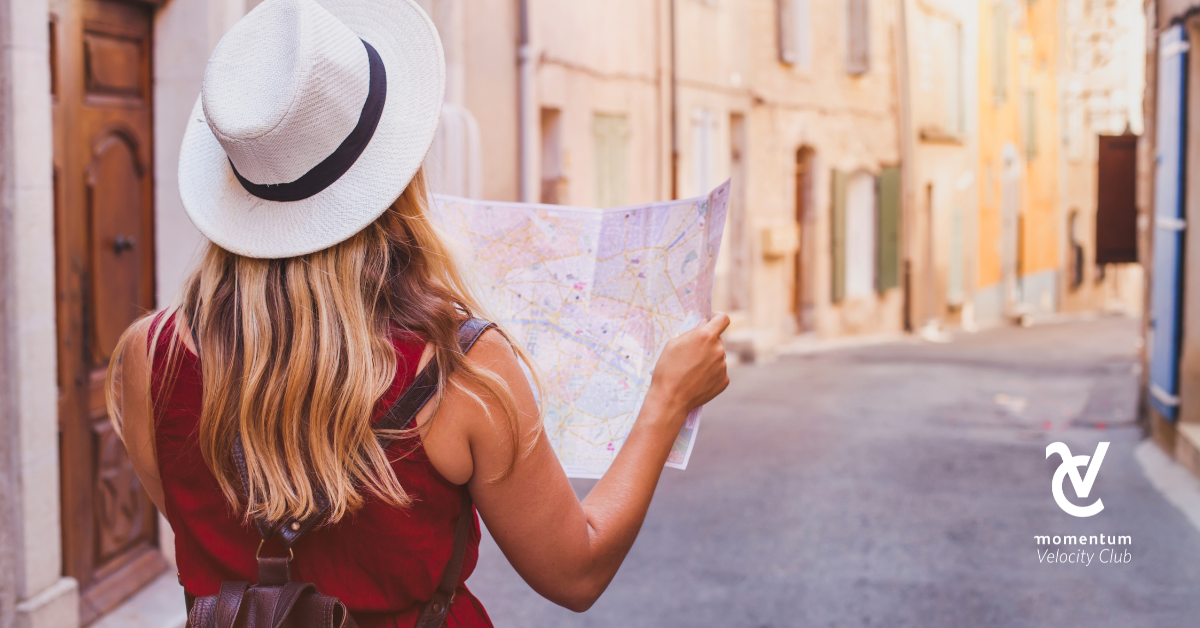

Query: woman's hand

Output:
[645, 312, 732, 427]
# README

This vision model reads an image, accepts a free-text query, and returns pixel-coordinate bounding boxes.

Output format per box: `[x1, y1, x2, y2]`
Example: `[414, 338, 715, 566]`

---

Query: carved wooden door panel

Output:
[50, 0, 163, 622]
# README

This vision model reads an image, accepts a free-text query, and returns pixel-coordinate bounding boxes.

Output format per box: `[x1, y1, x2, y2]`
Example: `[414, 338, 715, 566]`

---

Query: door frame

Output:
[51, 0, 166, 621]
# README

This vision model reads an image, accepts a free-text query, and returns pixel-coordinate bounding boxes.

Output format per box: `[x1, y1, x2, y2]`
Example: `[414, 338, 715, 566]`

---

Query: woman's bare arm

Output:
[113, 319, 168, 515]
[420, 313, 730, 612]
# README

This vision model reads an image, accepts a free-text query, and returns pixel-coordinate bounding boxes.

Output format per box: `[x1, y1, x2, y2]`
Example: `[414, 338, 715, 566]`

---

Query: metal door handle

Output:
[113, 235, 135, 254]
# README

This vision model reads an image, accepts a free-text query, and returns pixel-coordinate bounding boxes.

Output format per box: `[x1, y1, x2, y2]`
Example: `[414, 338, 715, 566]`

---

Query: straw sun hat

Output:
[179, 0, 445, 259]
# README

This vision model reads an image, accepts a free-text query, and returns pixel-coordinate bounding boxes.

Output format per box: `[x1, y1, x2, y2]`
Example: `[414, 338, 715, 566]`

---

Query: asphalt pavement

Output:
[466, 316, 1200, 627]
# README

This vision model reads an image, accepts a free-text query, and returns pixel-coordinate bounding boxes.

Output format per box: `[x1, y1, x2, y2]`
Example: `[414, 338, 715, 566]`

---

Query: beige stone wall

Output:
[903, 0, 978, 331]
[0, 0, 79, 625]
[154, 0, 251, 306]
[448, 0, 907, 350]
[1057, 0, 1146, 317]
[530, 0, 672, 207]
[680, 0, 904, 348]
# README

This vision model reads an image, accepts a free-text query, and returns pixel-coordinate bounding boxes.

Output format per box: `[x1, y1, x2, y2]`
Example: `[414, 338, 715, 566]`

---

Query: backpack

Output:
[185, 318, 495, 628]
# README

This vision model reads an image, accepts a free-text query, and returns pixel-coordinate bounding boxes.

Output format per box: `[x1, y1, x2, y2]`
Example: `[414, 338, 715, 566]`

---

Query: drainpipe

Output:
[669, 0, 678, 200]
[895, 0, 917, 332]
[518, 0, 538, 202]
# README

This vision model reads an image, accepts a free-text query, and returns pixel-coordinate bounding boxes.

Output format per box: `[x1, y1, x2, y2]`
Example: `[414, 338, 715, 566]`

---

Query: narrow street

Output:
[468, 317, 1200, 627]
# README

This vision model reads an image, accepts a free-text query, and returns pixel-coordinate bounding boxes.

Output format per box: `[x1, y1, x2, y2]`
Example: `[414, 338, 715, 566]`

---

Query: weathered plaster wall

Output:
[0, 0, 79, 625]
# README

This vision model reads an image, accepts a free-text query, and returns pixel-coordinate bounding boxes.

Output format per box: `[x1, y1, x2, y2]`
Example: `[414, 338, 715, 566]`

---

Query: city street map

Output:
[431, 181, 730, 478]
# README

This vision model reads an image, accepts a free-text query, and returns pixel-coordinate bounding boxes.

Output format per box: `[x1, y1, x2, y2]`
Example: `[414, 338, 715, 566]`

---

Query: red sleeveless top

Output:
[150, 316, 493, 628]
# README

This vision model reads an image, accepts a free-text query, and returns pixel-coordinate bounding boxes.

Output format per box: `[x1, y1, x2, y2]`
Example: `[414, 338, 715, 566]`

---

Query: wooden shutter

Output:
[778, 0, 797, 65]
[1149, 24, 1188, 420]
[876, 166, 901, 291]
[593, 113, 629, 208]
[1024, 89, 1038, 161]
[831, 169, 847, 303]
[1095, 135, 1138, 264]
[847, 0, 869, 75]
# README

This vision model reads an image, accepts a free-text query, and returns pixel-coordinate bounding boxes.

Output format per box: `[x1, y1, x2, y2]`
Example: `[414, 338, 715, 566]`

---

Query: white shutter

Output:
[778, 0, 798, 65]
[844, 171, 877, 298]
[847, 0, 869, 75]
[691, 108, 718, 196]
[594, 113, 629, 208]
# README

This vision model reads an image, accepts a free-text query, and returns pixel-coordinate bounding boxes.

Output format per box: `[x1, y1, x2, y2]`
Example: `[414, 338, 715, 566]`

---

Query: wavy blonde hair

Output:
[107, 169, 536, 524]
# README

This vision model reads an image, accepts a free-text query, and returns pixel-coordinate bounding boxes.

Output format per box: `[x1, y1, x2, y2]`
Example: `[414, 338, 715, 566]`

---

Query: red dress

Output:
[151, 316, 493, 627]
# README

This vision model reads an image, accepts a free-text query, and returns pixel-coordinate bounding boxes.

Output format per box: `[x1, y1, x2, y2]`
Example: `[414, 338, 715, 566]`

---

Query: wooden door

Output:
[50, 0, 163, 622]
[1095, 134, 1139, 265]
[793, 147, 815, 331]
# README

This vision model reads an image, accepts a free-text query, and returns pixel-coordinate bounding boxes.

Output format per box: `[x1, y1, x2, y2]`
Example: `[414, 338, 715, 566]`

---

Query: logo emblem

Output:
[1046, 442, 1109, 517]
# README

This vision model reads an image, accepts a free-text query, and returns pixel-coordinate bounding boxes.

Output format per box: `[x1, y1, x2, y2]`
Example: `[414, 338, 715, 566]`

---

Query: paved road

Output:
[466, 317, 1200, 627]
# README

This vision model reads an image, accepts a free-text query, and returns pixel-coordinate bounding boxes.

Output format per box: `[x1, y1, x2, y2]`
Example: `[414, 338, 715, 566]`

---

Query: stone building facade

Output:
[975, 0, 1144, 329]
[1141, 0, 1200, 479]
[0, 1, 1152, 627]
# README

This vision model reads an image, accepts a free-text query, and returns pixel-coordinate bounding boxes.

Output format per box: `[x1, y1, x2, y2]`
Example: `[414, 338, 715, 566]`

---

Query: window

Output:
[1068, 210, 1085, 290]
[540, 108, 566, 204]
[593, 113, 629, 208]
[778, 0, 812, 69]
[846, 0, 869, 75]
[692, 108, 718, 196]
[1095, 134, 1138, 264]
[992, 1, 1008, 105]
[949, 206, 964, 305]
[1023, 88, 1037, 160]
[946, 23, 963, 135]
[915, 12, 963, 140]
[844, 171, 877, 298]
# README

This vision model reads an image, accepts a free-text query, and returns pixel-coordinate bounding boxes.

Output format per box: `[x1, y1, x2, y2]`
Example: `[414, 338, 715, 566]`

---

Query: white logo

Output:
[1046, 442, 1109, 518]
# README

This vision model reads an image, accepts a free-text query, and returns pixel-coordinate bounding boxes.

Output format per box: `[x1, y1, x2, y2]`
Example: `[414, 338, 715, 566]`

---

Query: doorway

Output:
[50, 0, 162, 621]
[729, 113, 748, 311]
[794, 147, 816, 331]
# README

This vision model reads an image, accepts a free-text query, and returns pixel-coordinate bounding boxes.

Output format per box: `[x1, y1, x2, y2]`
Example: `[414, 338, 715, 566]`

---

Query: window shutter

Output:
[613, 116, 629, 206]
[847, 0, 869, 75]
[876, 166, 901, 291]
[594, 115, 610, 207]
[1095, 135, 1138, 264]
[594, 113, 629, 208]
[1024, 89, 1038, 161]
[949, 206, 964, 305]
[831, 169, 847, 303]
[778, 0, 797, 65]
[992, 2, 1007, 105]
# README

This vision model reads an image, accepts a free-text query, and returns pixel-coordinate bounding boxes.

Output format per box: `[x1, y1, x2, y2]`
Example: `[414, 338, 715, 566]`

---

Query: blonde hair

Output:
[107, 169, 537, 524]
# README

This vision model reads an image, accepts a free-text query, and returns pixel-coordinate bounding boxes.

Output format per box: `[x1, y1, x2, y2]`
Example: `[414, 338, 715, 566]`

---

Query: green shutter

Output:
[593, 113, 629, 208]
[831, 169, 847, 303]
[876, 166, 901, 291]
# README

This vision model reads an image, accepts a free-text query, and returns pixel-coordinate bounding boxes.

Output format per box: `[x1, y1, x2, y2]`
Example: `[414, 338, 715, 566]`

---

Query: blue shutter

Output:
[1149, 25, 1189, 421]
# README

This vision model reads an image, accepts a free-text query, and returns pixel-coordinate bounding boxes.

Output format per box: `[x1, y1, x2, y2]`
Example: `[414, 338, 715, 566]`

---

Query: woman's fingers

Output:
[706, 311, 731, 336]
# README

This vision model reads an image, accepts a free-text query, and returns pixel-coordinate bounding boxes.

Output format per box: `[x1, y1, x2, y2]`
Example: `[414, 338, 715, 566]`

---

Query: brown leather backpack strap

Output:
[269, 582, 317, 628]
[415, 489, 474, 628]
[213, 581, 248, 628]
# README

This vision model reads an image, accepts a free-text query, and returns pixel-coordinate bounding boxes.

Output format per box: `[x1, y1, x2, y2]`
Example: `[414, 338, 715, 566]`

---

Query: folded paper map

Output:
[431, 181, 729, 478]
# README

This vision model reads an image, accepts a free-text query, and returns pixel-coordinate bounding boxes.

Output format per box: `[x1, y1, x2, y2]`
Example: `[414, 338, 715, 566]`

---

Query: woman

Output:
[106, 0, 730, 626]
